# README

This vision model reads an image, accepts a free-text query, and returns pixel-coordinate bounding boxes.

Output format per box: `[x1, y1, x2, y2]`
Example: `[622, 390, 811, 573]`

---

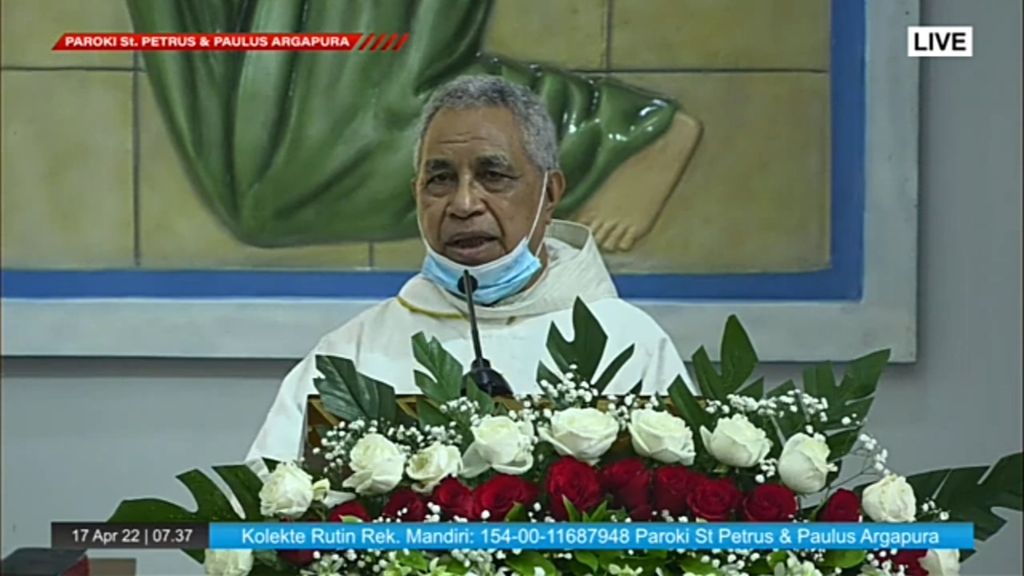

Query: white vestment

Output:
[246, 221, 697, 466]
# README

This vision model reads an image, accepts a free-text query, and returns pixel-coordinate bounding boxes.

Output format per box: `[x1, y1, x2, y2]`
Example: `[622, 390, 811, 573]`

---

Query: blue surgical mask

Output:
[420, 172, 548, 305]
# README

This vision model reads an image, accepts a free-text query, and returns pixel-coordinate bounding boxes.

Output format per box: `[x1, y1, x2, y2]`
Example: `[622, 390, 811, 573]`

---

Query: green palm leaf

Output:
[108, 465, 265, 563]
[908, 453, 1021, 550]
[314, 355, 397, 423]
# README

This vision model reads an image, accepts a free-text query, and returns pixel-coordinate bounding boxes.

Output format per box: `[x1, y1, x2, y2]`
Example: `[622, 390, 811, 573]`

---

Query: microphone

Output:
[458, 270, 514, 397]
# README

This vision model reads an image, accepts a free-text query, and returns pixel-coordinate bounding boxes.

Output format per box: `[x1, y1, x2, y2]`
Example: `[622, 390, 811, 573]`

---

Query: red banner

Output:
[52, 33, 410, 52]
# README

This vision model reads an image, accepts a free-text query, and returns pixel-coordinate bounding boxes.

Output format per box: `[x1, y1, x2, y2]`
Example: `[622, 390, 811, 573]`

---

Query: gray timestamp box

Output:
[51, 522, 208, 549]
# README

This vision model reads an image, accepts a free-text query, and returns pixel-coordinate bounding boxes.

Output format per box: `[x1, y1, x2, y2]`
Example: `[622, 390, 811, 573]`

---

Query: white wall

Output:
[2, 0, 1020, 574]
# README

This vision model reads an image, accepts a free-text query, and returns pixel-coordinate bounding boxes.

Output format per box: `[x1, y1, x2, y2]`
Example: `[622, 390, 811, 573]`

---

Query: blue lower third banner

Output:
[207, 523, 973, 551]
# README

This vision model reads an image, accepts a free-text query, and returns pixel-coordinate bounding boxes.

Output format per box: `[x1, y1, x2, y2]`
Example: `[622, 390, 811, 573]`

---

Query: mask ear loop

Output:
[522, 171, 550, 254]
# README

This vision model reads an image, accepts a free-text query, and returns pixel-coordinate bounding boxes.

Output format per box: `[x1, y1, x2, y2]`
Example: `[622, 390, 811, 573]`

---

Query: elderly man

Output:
[247, 76, 696, 465]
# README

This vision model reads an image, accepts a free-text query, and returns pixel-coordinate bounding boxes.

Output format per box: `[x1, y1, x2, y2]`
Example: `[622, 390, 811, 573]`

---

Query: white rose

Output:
[461, 416, 535, 477]
[259, 462, 315, 518]
[699, 414, 772, 468]
[778, 433, 832, 493]
[342, 433, 406, 495]
[539, 408, 619, 464]
[204, 549, 253, 576]
[406, 442, 462, 493]
[628, 408, 696, 465]
[920, 550, 960, 576]
[862, 474, 917, 522]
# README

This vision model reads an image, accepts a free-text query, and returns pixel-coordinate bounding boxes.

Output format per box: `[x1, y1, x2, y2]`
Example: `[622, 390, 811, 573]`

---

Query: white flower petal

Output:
[460, 443, 490, 478]
[322, 490, 355, 508]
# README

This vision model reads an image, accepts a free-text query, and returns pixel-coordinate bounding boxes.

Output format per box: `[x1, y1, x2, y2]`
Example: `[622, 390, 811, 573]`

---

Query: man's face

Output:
[414, 106, 563, 266]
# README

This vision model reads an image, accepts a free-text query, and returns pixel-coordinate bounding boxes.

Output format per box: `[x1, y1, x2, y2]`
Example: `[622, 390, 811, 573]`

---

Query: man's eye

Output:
[483, 170, 508, 181]
[428, 173, 454, 185]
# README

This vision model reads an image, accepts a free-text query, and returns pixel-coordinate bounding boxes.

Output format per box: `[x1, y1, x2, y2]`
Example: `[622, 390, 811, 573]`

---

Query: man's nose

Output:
[449, 175, 485, 218]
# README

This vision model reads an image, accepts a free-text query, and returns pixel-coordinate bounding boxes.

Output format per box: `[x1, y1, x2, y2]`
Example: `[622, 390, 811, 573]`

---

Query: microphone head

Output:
[466, 359, 514, 397]
[457, 272, 479, 295]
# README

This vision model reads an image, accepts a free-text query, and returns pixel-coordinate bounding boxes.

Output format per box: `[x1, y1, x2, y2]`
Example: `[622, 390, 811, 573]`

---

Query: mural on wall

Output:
[3, 0, 921, 362]
[1, 0, 831, 276]
[132, 0, 701, 256]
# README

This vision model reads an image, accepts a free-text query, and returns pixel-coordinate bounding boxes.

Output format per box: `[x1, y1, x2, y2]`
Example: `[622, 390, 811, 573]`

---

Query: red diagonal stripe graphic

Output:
[392, 33, 410, 52]
[359, 33, 376, 51]
[371, 33, 388, 51]
[378, 33, 397, 51]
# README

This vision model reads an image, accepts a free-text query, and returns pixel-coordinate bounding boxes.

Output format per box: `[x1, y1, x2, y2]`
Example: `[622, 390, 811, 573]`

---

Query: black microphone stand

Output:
[458, 270, 514, 397]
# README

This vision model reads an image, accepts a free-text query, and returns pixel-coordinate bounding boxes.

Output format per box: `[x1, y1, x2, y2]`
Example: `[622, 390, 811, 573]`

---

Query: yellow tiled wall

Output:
[1, 0, 831, 274]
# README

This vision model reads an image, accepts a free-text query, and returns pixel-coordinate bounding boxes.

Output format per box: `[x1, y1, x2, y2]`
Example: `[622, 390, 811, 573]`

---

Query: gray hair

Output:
[414, 75, 560, 173]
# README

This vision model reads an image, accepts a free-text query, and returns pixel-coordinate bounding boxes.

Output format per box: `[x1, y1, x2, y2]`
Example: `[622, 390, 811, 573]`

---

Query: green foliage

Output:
[687, 316, 757, 402]
[391, 551, 431, 572]
[537, 362, 563, 389]
[108, 465, 265, 563]
[540, 299, 635, 392]
[683, 315, 889, 467]
[683, 317, 888, 459]
[737, 376, 765, 399]
[505, 503, 527, 522]
[545, 299, 607, 382]
[719, 316, 759, 392]
[251, 550, 295, 575]
[573, 551, 599, 573]
[111, 309, 1024, 574]
[678, 554, 721, 575]
[690, 347, 722, 400]
[592, 345, 636, 395]
[822, 550, 867, 569]
[562, 497, 582, 522]
[412, 332, 465, 403]
[506, 551, 558, 575]
[793, 351, 889, 475]
[744, 557, 774, 575]
[212, 465, 263, 521]
[803, 351, 888, 438]
[766, 380, 802, 444]
[668, 375, 711, 432]
[889, 452, 1023, 552]
[314, 355, 396, 423]
[463, 376, 496, 415]
[582, 499, 610, 522]
[415, 397, 449, 427]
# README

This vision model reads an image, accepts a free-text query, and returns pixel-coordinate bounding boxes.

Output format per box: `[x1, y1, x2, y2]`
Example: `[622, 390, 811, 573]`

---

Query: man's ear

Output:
[544, 170, 567, 219]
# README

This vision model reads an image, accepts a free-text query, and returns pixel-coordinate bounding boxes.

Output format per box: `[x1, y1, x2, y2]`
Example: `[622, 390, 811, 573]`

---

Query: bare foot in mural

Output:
[575, 110, 702, 252]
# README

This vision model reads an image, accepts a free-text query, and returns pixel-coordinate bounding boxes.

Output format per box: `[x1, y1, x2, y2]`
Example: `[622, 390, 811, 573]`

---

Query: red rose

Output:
[652, 466, 701, 516]
[382, 489, 427, 521]
[327, 501, 370, 522]
[546, 457, 604, 520]
[601, 459, 650, 507]
[278, 550, 317, 567]
[474, 474, 538, 521]
[687, 476, 742, 521]
[601, 458, 653, 517]
[742, 484, 798, 522]
[431, 477, 477, 520]
[892, 550, 928, 576]
[601, 458, 647, 494]
[818, 489, 862, 522]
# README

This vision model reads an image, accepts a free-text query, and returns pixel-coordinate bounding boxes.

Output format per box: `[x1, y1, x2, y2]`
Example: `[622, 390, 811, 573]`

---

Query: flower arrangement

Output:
[111, 300, 1022, 576]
